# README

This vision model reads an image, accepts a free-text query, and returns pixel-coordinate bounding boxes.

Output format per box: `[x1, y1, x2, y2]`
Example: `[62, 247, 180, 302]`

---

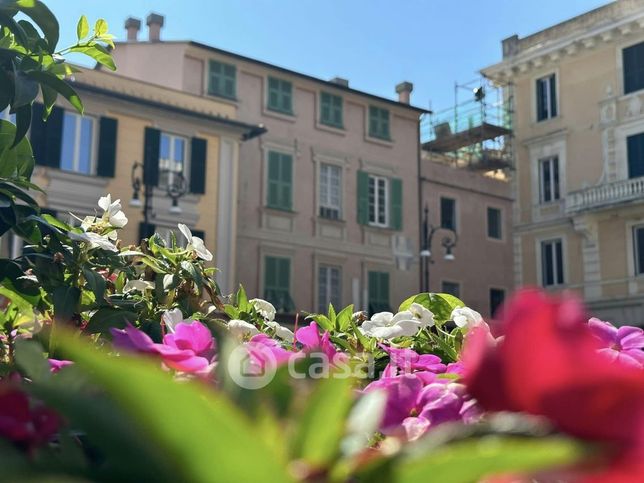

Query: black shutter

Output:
[45, 106, 63, 167]
[31, 103, 63, 168]
[536, 79, 545, 121]
[191, 228, 205, 241]
[143, 127, 160, 186]
[627, 133, 644, 179]
[97, 116, 118, 177]
[138, 222, 156, 241]
[549, 75, 557, 117]
[190, 137, 207, 194]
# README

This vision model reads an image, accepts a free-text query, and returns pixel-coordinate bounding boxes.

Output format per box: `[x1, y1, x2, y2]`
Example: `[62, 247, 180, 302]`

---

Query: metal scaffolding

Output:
[420, 77, 514, 172]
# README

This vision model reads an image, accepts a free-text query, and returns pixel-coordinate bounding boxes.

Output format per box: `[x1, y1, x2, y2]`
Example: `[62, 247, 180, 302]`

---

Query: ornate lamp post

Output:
[130, 161, 188, 237]
[420, 204, 458, 293]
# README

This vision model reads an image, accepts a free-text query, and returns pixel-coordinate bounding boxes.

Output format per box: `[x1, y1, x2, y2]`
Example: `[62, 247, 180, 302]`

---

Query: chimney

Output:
[502, 34, 519, 58]
[330, 77, 349, 87]
[396, 81, 413, 104]
[124, 17, 141, 42]
[146, 13, 164, 42]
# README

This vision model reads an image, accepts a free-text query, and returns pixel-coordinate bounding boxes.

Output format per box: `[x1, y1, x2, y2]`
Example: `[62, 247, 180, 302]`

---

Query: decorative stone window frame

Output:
[535, 234, 568, 289]
[526, 130, 568, 221]
[531, 69, 560, 125]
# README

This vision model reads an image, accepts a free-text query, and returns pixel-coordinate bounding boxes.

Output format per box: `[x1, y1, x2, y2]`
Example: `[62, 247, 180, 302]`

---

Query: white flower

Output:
[227, 319, 259, 339]
[359, 311, 423, 339]
[408, 303, 435, 328]
[178, 223, 213, 261]
[162, 308, 183, 333]
[98, 194, 128, 228]
[249, 298, 276, 322]
[451, 307, 483, 329]
[123, 279, 155, 293]
[266, 320, 294, 342]
[68, 231, 117, 252]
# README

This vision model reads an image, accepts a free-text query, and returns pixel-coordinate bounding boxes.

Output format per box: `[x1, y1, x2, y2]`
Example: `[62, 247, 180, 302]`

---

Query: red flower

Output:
[0, 384, 60, 450]
[462, 289, 644, 479]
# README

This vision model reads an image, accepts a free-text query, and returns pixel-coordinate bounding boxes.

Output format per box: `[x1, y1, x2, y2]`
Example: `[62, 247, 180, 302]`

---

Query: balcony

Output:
[566, 177, 644, 213]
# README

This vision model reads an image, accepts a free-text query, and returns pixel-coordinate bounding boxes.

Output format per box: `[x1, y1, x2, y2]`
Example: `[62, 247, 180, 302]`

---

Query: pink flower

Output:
[588, 318, 644, 369]
[295, 322, 348, 365]
[0, 384, 60, 450]
[380, 345, 446, 379]
[48, 359, 73, 373]
[363, 373, 478, 441]
[243, 334, 293, 374]
[111, 321, 217, 374]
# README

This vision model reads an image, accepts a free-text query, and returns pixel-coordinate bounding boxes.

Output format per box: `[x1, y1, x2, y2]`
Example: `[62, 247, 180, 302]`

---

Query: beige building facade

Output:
[483, 0, 644, 324]
[109, 15, 425, 313]
[1, 65, 263, 296]
[420, 158, 513, 317]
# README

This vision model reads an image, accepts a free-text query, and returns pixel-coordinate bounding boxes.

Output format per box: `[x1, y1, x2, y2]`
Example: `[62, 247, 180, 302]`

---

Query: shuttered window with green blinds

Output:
[267, 77, 293, 114]
[264, 256, 293, 313]
[208, 60, 236, 99]
[368, 271, 390, 313]
[320, 92, 343, 128]
[368, 106, 390, 140]
[266, 151, 293, 210]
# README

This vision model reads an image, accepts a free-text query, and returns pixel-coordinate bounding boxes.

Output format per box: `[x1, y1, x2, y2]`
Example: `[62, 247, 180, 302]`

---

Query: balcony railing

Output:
[566, 177, 644, 213]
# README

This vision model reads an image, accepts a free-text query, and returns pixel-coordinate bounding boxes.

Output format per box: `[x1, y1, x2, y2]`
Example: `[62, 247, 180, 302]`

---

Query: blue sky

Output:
[49, 0, 608, 110]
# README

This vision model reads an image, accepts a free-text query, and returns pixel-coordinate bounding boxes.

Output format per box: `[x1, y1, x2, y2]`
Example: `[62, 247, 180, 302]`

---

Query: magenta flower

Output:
[445, 362, 465, 377]
[111, 321, 217, 374]
[295, 322, 348, 365]
[243, 334, 293, 374]
[48, 359, 73, 373]
[588, 318, 644, 369]
[380, 345, 446, 378]
[364, 373, 479, 441]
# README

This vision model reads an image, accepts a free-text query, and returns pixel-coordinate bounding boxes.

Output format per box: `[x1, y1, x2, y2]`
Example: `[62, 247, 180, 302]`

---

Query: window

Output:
[623, 41, 644, 95]
[266, 151, 293, 210]
[539, 156, 560, 203]
[368, 271, 390, 313]
[633, 225, 644, 275]
[319, 163, 342, 219]
[440, 197, 456, 231]
[441, 281, 460, 298]
[368, 175, 388, 226]
[536, 74, 557, 121]
[60, 111, 96, 175]
[487, 207, 502, 239]
[489, 288, 505, 316]
[159, 132, 187, 190]
[264, 256, 293, 312]
[208, 60, 236, 99]
[368, 106, 390, 140]
[267, 77, 293, 114]
[320, 92, 343, 128]
[541, 238, 564, 287]
[627, 133, 644, 179]
[318, 265, 341, 313]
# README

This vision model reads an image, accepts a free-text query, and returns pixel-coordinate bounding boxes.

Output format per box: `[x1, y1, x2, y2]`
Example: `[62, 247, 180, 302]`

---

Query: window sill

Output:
[364, 135, 394, 148]
[318, 215, 345, 224]
[531, 115, 561, 127]
[48, 169, 107, 184]
[205, 92, 239, 106]
[315, 121, 346, 136]
[263, 108, 296, 123]
[264, 205, 297, 216]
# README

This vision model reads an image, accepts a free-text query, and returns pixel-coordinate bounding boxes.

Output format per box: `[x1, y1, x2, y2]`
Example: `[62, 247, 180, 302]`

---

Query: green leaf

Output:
[86, 307, 137, 334]
[15, 0, 59, 51]
[12, 71, 38, 107]
[398, 292, 464, 323]
[82, 267, 106, 303]
[290, 375, 354, 467]
[76, 15, 88, 40]
[14, 338, 50, 382]
[27, 71, 83, 114]
[69, 44, 116, 70]
[0, 119, 34, 175]
[395, 436, 585, 483]
[336, 304, 354, 331]
[94, 18, 108, 36]
[236, 284, 249, 312]
[55, 331, 294, 483]
[52, 286, 80, 324]
[180, 260, 203, 292]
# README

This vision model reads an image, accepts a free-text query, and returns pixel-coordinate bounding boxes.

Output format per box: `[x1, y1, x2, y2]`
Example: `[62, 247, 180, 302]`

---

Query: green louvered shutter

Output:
[190, 137, 207, 194]
[143, 127, 160, 186]
[390, 178, 403, 230]
[97, 116, 118, 177]
[357, 170, 369, 225]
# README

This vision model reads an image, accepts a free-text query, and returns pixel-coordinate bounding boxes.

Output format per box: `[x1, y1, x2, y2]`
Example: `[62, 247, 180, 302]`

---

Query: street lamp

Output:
[130, 161, 188, 237]
[420, 204, 458, 292]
